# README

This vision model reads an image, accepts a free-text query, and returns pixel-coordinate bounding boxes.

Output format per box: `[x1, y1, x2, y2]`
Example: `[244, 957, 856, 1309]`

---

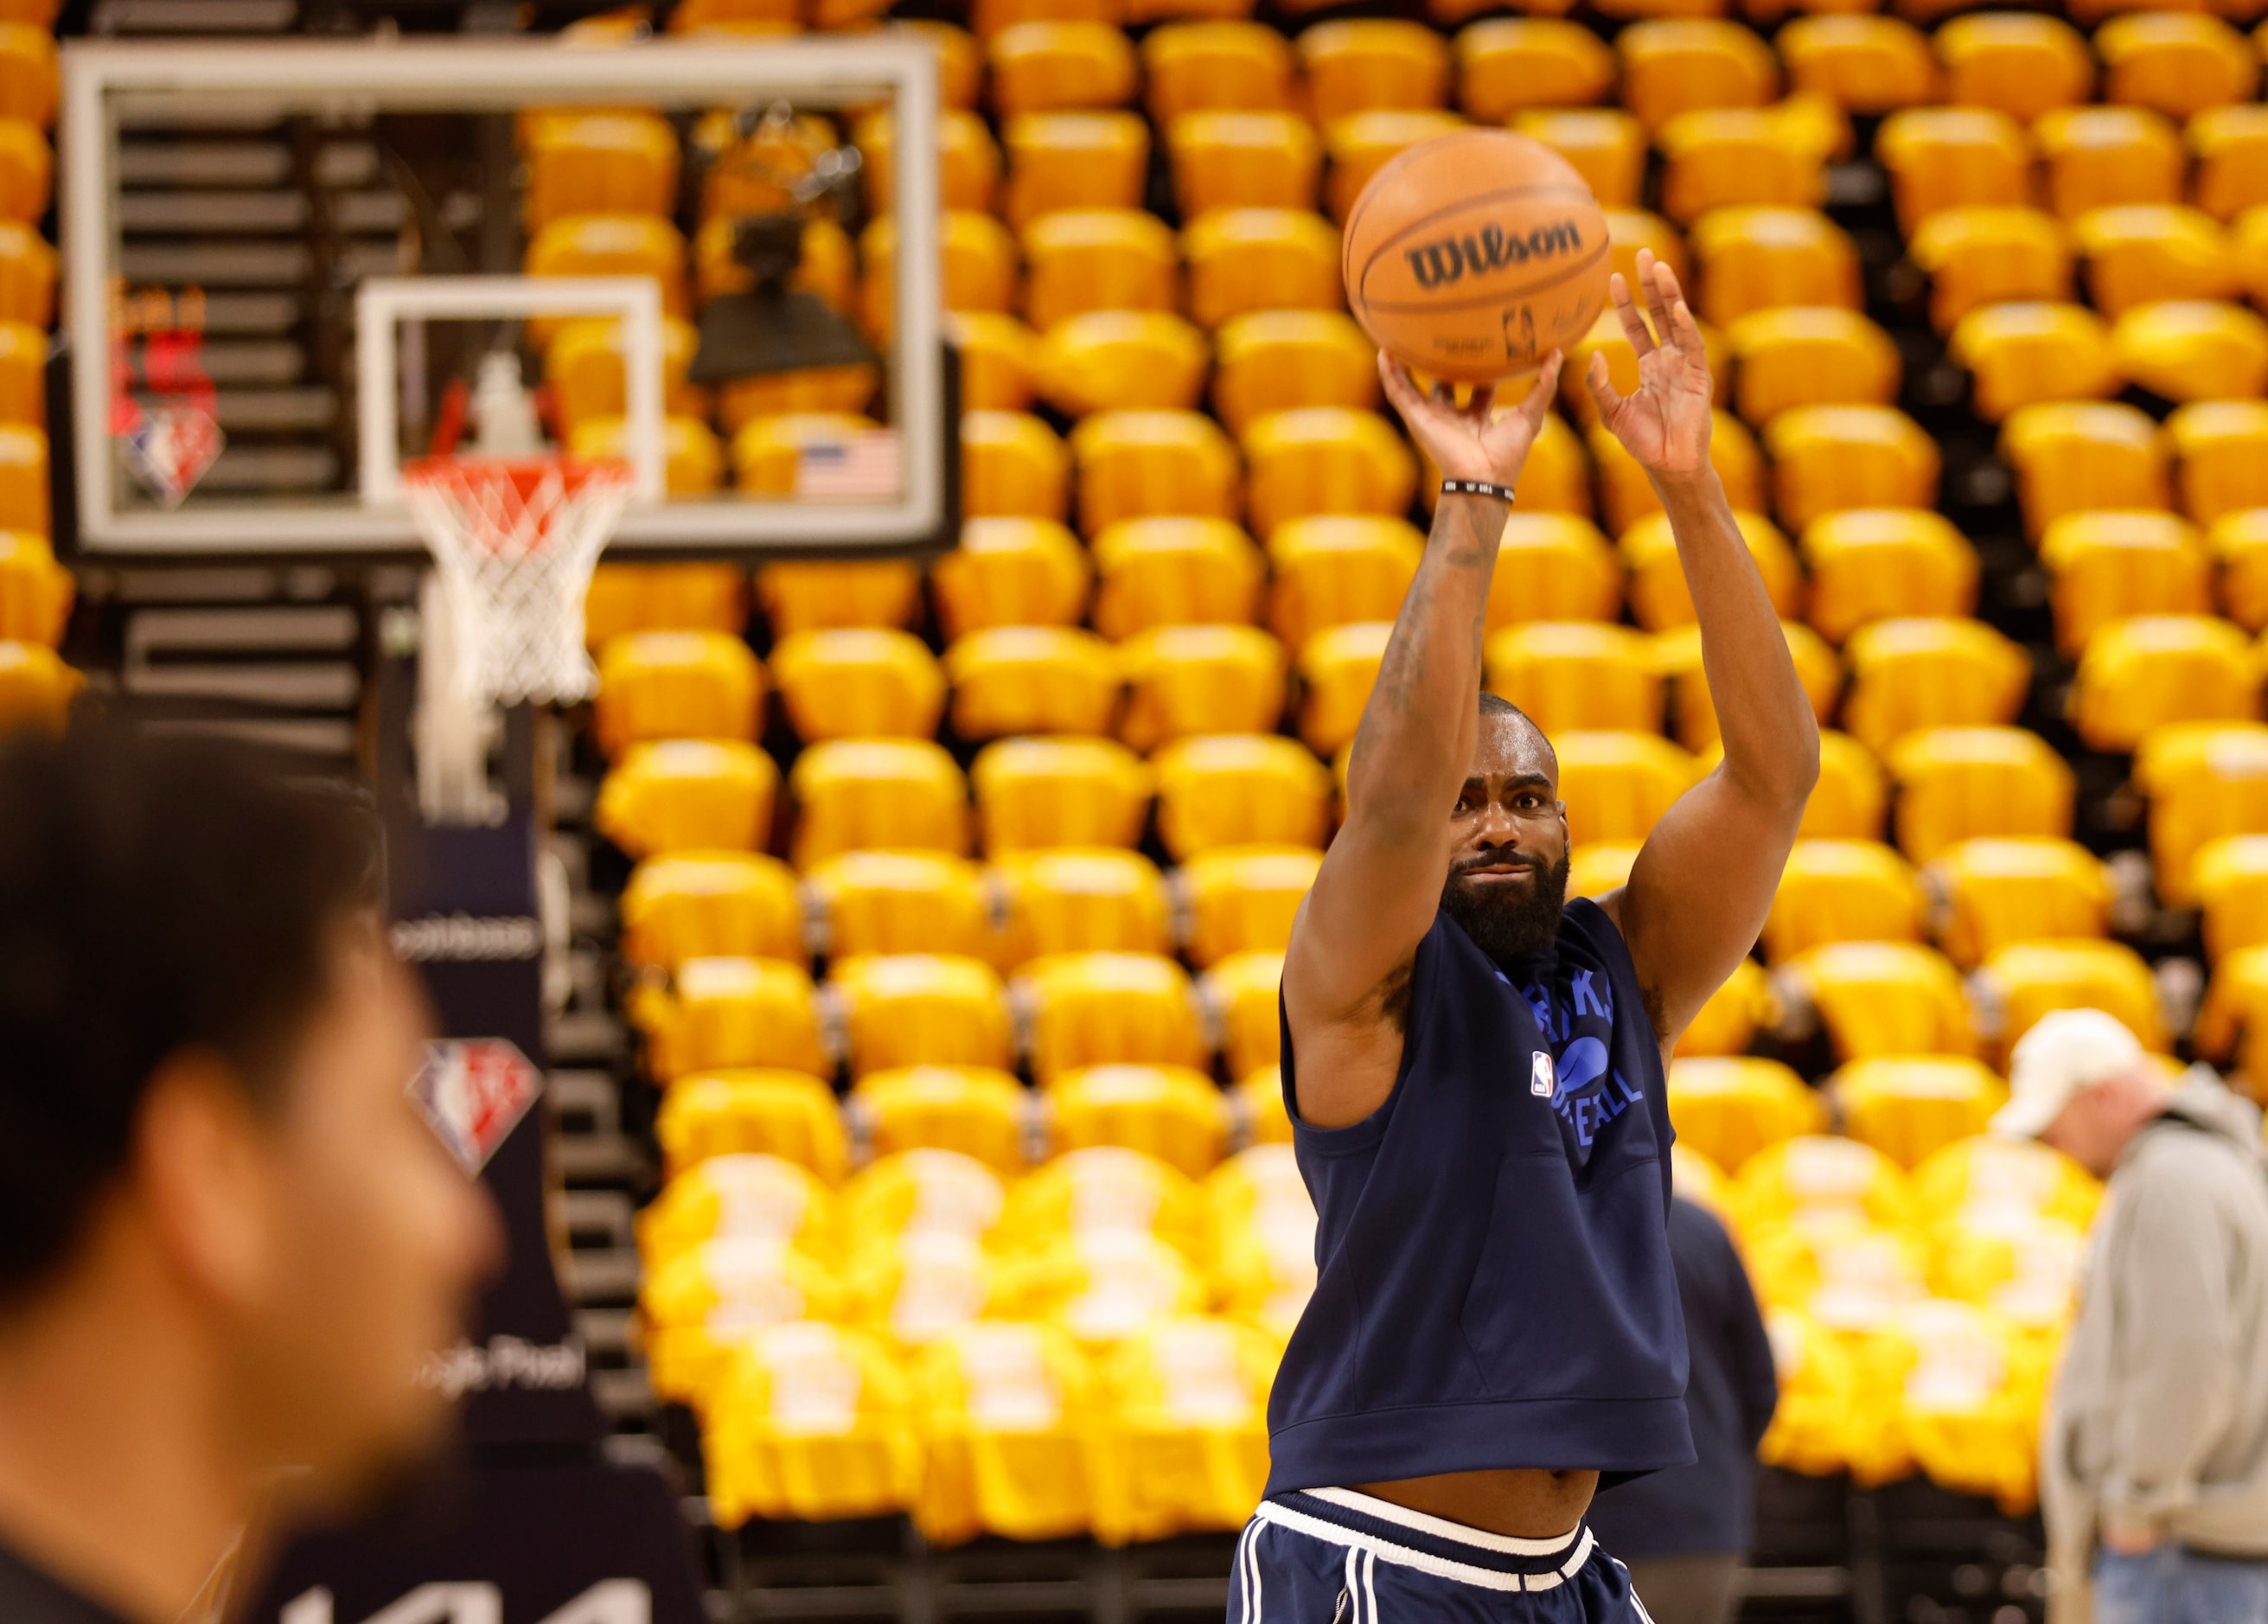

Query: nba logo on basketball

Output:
[1530, 1051, 1556, 1098]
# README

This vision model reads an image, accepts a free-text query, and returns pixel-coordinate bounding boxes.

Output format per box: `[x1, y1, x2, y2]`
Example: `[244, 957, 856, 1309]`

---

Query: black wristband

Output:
[1440, 478, 1517, 503]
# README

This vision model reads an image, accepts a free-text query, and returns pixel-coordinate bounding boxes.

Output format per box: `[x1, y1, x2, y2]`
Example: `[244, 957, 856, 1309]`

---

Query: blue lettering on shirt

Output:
[1523, 979, 1640, 1148]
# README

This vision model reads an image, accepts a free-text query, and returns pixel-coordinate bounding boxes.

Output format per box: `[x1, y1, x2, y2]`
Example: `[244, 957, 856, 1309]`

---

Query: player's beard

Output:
[1441, 851, 1572, 969]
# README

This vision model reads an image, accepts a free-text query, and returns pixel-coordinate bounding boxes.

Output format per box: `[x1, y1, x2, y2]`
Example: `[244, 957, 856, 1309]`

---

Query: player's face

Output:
[1441, 713, 1572, 967]
[224, 929, 501, 1513]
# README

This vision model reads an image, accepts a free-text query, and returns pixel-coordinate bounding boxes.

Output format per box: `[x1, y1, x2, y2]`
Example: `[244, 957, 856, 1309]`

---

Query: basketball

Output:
[1343, 129, 1613, 385]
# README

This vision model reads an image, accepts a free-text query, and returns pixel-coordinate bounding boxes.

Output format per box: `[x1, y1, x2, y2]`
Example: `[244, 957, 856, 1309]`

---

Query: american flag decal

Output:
[795, 430, 903, 501]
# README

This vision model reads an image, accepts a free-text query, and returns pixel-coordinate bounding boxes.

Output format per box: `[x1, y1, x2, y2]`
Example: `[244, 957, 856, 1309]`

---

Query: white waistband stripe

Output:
[1252, 1499, 1596, 1595]
[1301, 1487, 1584, 1557]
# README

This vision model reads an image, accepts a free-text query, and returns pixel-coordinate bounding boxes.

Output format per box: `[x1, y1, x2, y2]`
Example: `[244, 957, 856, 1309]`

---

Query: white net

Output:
[403, 455, 632, 707]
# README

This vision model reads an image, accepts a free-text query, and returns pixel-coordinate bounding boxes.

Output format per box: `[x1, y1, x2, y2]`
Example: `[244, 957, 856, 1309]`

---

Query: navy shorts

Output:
[1230, 1488, 1657, 1622]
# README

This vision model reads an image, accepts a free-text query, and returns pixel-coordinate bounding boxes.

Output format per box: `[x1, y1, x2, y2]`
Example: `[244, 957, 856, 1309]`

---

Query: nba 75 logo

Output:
[1405, 220, 1586, 291]
[409, 1038, 543, 1173]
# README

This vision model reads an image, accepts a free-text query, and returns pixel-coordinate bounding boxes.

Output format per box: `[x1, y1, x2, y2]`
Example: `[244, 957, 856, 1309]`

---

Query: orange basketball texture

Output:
[1344, 130, 1612, 385]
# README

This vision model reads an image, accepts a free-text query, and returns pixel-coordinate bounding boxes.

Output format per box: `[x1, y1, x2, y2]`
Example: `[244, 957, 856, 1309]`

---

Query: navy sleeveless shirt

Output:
[1266, 897, 1696, 1497]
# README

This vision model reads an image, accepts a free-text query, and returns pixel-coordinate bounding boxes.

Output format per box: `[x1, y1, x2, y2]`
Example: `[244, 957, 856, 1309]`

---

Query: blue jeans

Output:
[2095, 1545, 2268, 1624]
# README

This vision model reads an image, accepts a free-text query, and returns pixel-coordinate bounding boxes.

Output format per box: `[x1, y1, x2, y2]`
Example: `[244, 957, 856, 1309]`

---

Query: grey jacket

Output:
[2042, 1074, 2268, 1622]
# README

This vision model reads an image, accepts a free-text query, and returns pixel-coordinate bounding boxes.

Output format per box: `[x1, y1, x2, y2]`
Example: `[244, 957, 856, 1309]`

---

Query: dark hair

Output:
[0, 722, 385, 1295]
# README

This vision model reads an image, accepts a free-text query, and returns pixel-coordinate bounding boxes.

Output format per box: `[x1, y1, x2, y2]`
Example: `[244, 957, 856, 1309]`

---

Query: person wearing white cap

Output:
[1996, 1007, 2268, 1624]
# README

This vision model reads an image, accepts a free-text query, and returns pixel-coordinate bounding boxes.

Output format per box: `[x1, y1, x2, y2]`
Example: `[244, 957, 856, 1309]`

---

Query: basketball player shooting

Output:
[1232, 249, 1820, 1620]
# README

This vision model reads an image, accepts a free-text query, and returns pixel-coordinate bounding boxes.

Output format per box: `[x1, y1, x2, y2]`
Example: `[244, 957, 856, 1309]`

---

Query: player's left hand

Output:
[1584, 248, 1713, 482]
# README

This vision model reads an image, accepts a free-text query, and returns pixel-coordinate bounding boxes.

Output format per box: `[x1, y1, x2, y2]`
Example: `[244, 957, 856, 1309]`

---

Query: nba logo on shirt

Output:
[1530, 1050, 1556, 1098]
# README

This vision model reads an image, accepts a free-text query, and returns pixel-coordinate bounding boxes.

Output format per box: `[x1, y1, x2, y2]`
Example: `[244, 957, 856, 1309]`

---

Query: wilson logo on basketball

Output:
[1402, 220, 1587, 291]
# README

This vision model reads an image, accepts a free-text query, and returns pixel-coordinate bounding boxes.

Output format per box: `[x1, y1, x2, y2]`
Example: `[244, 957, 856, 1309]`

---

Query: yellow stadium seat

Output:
[1724, 307, 1901, 425]
[860, 214, 1020, 341]
[1117, 625, 1287, 752]
[1779, 17, 1935, 115]
[1799, 509, 1977, 644]
[1874, 109, 2032, 235]
[962, 410, 1072, 523]
[968, 0, 1125, 30]
[1764, 839, 1928, 962]
[2217, 509, 2268, 630]
[1019, 953, 1208, 1085]
[1298, 20, 1450, 124]
[2071, 614, 2260, 751]
[1570, 843, 1643, 905]
[1677, 956, 1779, 1058]
[1766, 406, 1941, 530]
[1484, 622, 1663, 734]
[2138, 722, 2268, 909]
[1657, 620, 1840, 752]
[993, 847, 1173, 964]
[769, 630, 944, 743]
[1070, 410, 1239, 536]
[585, 563, 746, 651]
[1182, 846, 1321, 967]
[1607, 208, 1692, 297]
[1142, 22, 1297, 122]
[0, 118, 40, 227]
[989, 21, 1138, 114]
[808, 851, 993, 962]
[0, 640, 105, 729]
[1090, 517, 1265, 639]
[1034, 311, 1209, 419]
[1182, 208, 1343, 329]
[0, 224, 52, 329]
[1153, 733, 1332, 859]
[757, 559, 922, 636]
[0, 534, 65, 651]
[1658, 106, 1832, 223]
[1841, 617, 2026, 755]
[696, 213, 857, 314]
[1907, 208, 2073, 336]
[943, 627, 1122, 739]
[838, 1226, 1004, 1354]
[1455, 20, 1615, 119]
[1166, 111, 1319, 220]
[1511, 109, 1648, 209]
[1202, 951, 1286, 1080]
[999, 1143, 1206, 1261]
[1802, 730, 1890, 841]
[1087, 1316, 1276, 1542]
[2074, 205, 2236, 318]
[593, 631, 763, 756]
[1234, 1065, 1292, 1143]
[1242, 408, 1415, 538]
[1322, 110, 1469, 223]
[832, 954, 1013, 1077]
[1999, 400, 2170, 540]
[789, 738, 969, 867]
[705, 1323, 919, 1528]
[2190, 105, 2268, 223]
[1266, 515, 1420, 648]
[1666, 1056, 1828, 1173]
[1830, 1057, 2005, 1171]
[1020, 209, 1179, 333]
[1689, 207, 1862, 326]
[851, 1066, 1027, 1176]
[1620, 509, 1802, 632]
[2035, 106, 2184, 222]
[2038, 510, 2211, 658]
[2235, 204, 2268, 312]
[1295, 622, 1392, 755]
[853, 108, 1000, 216]
[596, 739, 778, 859]
[1051, 1065, 1231, 1176]
[636, 957, 830, 1084]
[1485, 514, 1622, 628]
[546, 313, 703, 438]
[2112, 298, 2268, 401]
[946, 311, 1041, 412]
[2198, 944, 2268, 1085]
[2169, 401, 2268, 525]
[1784, 940, 1975, 1059]
[1733, 1133, 1920, 1233]
[524, 214, 690, 335]
[637, 1154, 836, 1272]
[732, 412, 882, 499]
[581, 412, 727, 499]
[2199, 834, 2268, 959]
[1211, 310, 1376, 438]
[655, 1070, 847, 1180]
[932, 518, 1090, 638]
[1912, 1133, 2100, 1236]
[0, 27, 52, 131]
[842, 1149, 1010, 1250]
[1000, 114, 1151, 234]
[0, 424, 46, 539]
[1616, 21, 1779, 133]
[1502, 414, 1599, 521]
[913, 1321, 1097, 1545]
[1553, 731, 1701, 846]
[642, 1238, 846, 1412]
[971, 736, 1153, 854]
[2096, 14, 2256, 122]
[621, 854, 803, 973]
[1206, 1141, 1316, 1334]
[1886, 726, 2076, 864]
[523, 112, 677, 233]
[1945, 303, 2119, 421]
[1927, 837, 2111, 969]
[1592, 411, 1767, 534]
[1933, 14, 2092, 125]
[1977, 939, 2165, 1058]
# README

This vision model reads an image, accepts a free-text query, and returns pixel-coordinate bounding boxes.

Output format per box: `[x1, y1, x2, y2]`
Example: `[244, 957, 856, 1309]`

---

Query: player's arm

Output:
[1585, 252, 1819, 1045]
[1281, 351, 1565, 1125]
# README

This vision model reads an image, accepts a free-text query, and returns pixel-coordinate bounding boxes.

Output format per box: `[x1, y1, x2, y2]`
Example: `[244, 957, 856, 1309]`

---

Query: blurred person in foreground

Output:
[1588, 1190, 1779, 1624]
[1994, 1007, 2268, 1624]
[0, 723, 500, 1624]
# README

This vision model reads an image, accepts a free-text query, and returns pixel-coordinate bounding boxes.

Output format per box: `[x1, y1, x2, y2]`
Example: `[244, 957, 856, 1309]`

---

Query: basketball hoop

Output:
[402, 453, 632, 708]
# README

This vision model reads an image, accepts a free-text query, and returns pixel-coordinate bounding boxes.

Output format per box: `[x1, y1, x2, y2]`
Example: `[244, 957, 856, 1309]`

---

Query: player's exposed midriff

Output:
[1351, 1467, 1602, 1541]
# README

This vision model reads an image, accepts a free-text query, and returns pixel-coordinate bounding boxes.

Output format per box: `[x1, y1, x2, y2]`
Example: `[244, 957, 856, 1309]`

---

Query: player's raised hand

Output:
[1584, 248, 1713, 481]
[1377, 348, 1564, 489]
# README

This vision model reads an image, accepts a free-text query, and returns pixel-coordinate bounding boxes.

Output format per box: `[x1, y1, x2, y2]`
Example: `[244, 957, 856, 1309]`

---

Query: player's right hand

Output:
[1377, 348, 1564, 490]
